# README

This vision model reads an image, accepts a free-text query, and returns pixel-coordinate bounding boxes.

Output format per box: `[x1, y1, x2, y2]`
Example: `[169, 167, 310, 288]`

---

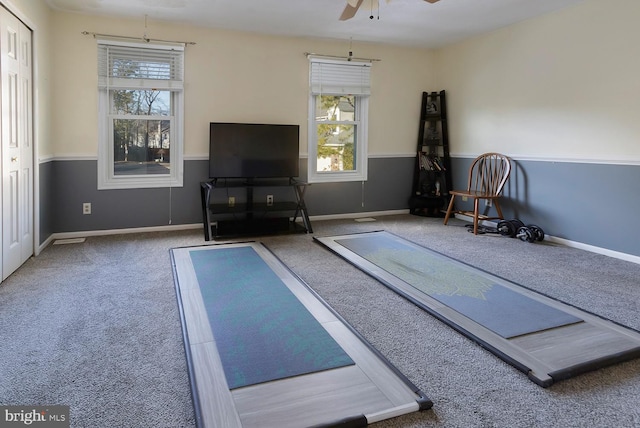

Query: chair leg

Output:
[494, 199, 504, 220]
[473, 198, 480, 235]
[443, 195, 456, 225]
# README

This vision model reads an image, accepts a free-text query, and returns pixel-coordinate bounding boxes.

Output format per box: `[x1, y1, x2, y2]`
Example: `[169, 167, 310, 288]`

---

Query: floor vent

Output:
[354, 217, 377, 222]
[53, 237, 87, 245]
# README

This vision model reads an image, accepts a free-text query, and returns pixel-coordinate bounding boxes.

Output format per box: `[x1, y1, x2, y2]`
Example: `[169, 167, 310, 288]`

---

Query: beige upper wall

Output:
[435, 0, 640, 163]
[49, 11, 436, 158]
[2, 0, 52, 159]
[25, 0, 637, 162]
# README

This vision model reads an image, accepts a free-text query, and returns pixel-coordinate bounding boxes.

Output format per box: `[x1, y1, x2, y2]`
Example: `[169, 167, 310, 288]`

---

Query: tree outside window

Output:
[111, 89, 172, 176]
[97, 41, 184, 189]
[315, 95, 356, 172]
[307, 58, 369, 183]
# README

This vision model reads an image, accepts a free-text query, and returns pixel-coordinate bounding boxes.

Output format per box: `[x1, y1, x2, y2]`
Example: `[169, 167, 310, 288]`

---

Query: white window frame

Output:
[97, 40, 184, 190]
[308, 58, 370, 183]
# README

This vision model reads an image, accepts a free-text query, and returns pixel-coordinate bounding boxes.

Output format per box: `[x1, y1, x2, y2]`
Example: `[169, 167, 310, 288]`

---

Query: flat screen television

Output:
[209, 122, 300, 179]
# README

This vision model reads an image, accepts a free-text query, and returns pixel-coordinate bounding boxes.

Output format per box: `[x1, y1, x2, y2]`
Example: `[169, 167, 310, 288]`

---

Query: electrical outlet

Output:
[228, 196, 235, 207]
[83, 202, 91, 215]
[486, 199, 492, 207]
[266, 195, 274, 206]
[462, 196, 468, 202]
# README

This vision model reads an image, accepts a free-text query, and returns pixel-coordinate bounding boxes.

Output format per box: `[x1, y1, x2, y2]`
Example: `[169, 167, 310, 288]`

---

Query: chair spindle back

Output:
[467, 153, 511, 196]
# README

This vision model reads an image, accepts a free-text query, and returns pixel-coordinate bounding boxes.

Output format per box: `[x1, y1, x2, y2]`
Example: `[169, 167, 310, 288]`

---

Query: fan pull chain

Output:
[369, 0, 380, 20]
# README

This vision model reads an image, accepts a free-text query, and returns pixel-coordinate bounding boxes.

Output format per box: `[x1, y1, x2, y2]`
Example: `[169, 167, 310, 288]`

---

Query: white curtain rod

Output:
[305, 52, 381, 62]
[82, 31, 196, 46]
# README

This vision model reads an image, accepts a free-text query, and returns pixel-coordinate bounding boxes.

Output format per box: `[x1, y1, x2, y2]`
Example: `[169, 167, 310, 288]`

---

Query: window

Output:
[97, 40, 184, 189]
[308, 58, 370, 183]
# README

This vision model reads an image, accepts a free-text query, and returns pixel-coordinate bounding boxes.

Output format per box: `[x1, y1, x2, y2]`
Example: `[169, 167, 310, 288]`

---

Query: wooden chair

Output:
[443, 153, 511, 235]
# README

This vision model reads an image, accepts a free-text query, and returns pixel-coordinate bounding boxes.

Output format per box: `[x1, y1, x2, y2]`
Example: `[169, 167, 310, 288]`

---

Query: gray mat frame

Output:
[315, 231, 640, 387]
[171, 241, 432, 427]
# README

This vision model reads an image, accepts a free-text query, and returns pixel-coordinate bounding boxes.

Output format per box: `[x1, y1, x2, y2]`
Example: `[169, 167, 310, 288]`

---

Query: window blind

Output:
[98, 40, 184, 90]
[309, 58, 371, 96]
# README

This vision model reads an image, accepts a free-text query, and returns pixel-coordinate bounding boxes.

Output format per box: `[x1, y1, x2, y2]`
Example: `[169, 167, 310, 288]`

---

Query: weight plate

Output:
[497, 220, 515, 237]
[510, 219, 525, 229]
[527, 224, 545, 241]
[517, 226, 535, 243]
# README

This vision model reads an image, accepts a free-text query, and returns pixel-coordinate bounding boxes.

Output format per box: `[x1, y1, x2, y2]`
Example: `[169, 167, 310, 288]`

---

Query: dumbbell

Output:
[516, 224, 545, 243]
[497, 219, 524, 238]
[528, 225, 545, 241]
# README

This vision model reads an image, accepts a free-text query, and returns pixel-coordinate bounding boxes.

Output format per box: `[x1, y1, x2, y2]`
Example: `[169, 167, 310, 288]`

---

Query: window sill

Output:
[97, 177, 183, 190]
[307, 172, 367, 184]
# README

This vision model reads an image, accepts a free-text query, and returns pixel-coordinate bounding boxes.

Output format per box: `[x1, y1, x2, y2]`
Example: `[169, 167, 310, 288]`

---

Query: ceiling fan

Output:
[340, 0, 440, 21]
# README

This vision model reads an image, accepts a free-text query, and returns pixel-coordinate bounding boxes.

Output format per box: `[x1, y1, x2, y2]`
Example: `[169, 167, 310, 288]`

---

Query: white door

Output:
[0, 7, 33, 281]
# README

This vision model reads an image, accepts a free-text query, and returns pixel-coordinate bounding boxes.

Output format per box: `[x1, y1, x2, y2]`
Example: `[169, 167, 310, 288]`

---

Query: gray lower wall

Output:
[40, 157, 415, 242]
[44, 160, 206, 239]
[40, 157, 640, 258]
[449, 157, 640, 257]
[302, 157, 416, 216]
[39, 160, 55, 240]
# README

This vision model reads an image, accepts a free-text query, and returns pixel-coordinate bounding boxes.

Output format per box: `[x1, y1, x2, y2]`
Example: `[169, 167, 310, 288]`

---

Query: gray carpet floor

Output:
[1, 214, 639, 427]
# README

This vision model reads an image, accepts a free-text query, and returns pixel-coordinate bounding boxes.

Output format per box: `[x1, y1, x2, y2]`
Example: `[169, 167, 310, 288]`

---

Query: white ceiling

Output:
[45, 0, 586, 49]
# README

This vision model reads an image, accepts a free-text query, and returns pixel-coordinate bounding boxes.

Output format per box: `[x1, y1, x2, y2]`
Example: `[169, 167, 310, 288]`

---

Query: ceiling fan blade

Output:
[340, 0, 365, 21]
[424, 0, 440, 3]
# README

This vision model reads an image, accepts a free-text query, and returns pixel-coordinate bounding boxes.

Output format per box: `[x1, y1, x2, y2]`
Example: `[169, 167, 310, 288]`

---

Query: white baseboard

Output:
[36, 211, 410, 253]
[545, 236, 640, 265]
[309, 209, 409, 222]
[39, 223, 202, 254]
[457, 216, 640, 266]
[38, 212, 640, 266]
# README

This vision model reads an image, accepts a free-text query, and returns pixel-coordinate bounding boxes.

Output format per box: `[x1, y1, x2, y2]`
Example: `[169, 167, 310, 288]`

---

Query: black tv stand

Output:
[200, 177, 313, 241]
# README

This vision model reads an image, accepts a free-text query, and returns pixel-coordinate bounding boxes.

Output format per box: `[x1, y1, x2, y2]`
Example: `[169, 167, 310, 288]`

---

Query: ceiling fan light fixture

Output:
[340, 0, 440, 21]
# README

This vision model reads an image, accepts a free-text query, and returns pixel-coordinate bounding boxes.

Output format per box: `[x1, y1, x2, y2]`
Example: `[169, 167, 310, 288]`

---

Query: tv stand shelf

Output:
[200, 178, 313, 241]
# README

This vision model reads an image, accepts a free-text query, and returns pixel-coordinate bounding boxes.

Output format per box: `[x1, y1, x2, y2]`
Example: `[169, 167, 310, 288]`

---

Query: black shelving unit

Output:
[409, 90, 453, 217]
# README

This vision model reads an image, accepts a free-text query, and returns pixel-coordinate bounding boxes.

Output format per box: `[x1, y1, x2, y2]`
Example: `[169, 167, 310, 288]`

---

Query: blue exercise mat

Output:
[189, 246, 354, 389]
[335, 233, 582, 339]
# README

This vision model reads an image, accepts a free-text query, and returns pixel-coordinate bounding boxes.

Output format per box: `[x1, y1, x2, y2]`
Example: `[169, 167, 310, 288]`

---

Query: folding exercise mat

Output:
[170, 242, 431, 428]
[315, 231, 640, 387]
